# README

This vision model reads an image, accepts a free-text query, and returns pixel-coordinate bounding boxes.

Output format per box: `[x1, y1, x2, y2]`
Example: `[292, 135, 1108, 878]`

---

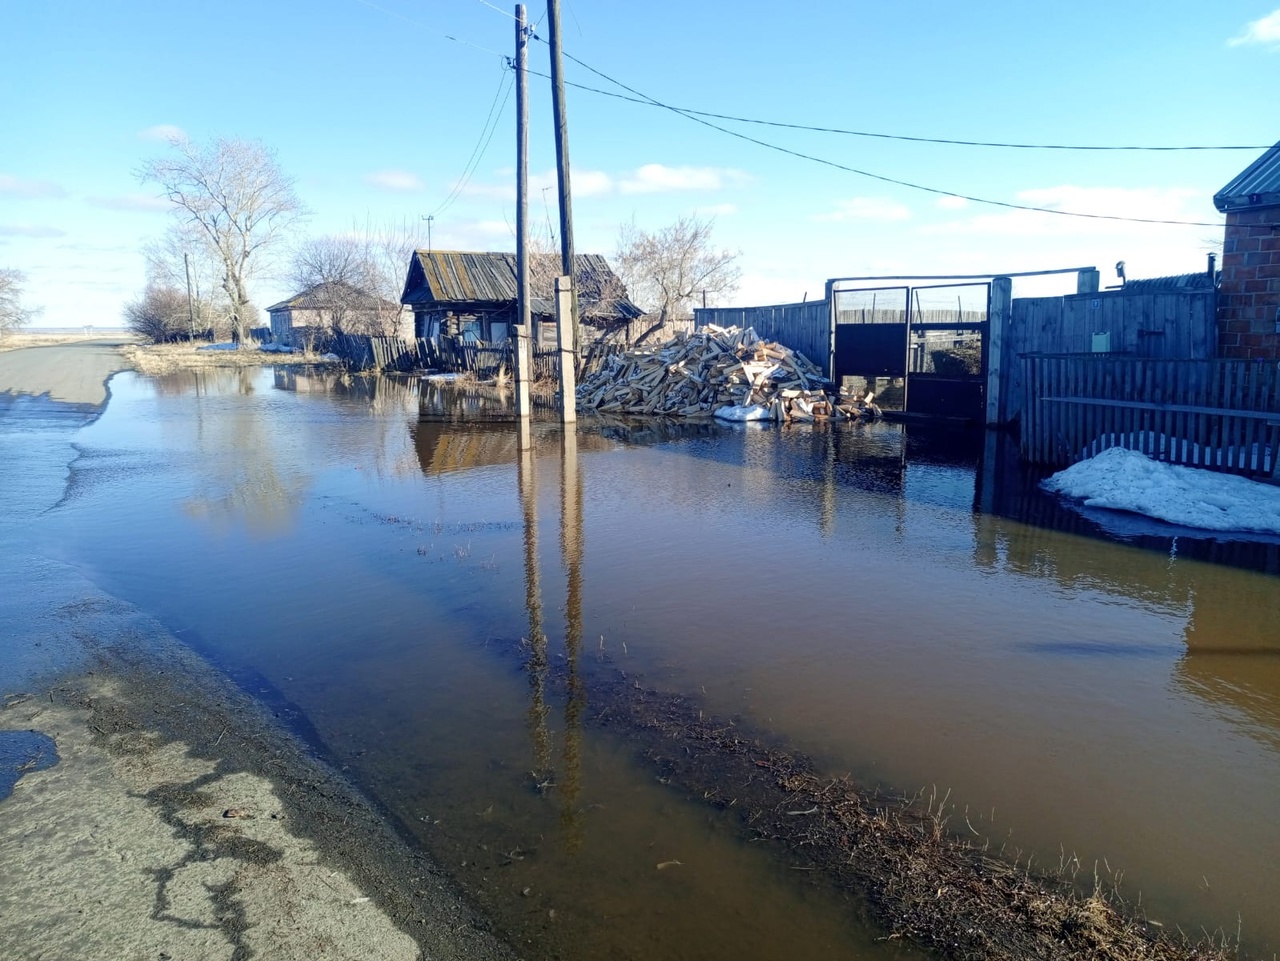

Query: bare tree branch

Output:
[0, 269, 41, 334]
[613, 215, 741, 325]
[138, 136, 307, 344]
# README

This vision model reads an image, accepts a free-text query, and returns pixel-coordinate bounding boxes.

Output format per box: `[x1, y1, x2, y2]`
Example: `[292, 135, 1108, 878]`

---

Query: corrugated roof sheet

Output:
[402, 250, 643, 321]
[1214, 139, 1280, 212]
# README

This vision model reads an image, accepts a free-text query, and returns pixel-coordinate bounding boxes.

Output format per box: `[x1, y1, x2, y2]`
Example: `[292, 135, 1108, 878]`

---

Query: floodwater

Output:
[25, 366, 1280, 959]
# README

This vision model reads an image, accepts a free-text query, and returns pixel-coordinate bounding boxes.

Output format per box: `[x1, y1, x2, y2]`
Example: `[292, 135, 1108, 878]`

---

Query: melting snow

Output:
[1042, 447, 1280, 535]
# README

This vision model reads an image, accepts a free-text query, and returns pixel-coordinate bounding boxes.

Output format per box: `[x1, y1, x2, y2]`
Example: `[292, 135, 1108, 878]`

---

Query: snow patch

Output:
[713, 404, 772, 422]
[1042, 447, 1280, 535]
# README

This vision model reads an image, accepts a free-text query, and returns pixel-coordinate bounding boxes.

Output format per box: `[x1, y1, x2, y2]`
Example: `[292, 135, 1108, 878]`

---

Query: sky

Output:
[2, 0, 1279, 329]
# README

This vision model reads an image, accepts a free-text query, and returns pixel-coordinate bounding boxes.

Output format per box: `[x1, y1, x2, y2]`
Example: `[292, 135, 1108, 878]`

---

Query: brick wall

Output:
[1218, 206, 1280, 359]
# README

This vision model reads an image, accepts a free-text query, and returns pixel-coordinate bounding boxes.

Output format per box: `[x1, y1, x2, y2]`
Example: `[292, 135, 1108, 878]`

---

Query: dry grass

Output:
[583, 669, 1241, 961]
[0, 332, 126, 352]
[120, 342, 338, 376]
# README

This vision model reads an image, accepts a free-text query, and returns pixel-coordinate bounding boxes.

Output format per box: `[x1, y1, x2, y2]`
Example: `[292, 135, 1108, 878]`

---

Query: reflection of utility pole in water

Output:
[518, 425, 552, 779]
[559, 428, 585, 852]
[821, 424, 837, 539]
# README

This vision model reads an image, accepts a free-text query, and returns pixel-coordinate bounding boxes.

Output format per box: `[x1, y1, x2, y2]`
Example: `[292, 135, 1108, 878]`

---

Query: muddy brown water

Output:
[25, 367, 1280, 959]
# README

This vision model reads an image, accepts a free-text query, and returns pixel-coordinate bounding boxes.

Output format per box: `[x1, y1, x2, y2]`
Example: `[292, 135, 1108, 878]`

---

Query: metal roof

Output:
[1214, 139, 1280, 212]
[401, 250, 643, 320]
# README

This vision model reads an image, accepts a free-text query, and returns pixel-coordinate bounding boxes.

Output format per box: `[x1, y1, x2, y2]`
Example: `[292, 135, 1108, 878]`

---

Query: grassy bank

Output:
[120, 342, 339, 376]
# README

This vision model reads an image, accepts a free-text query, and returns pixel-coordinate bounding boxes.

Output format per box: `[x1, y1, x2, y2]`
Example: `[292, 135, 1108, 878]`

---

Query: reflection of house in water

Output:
[412, 418, 613, 477]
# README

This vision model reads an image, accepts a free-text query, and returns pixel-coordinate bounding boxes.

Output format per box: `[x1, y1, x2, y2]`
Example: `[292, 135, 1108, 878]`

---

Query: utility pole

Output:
[546, 0, 579, 355]
[514, 3, 533, 426]
[183, 252, 197, 341]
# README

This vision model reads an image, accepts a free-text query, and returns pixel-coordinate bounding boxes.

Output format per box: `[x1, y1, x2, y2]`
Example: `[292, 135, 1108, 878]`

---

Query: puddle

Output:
[0, 730, 60, 801]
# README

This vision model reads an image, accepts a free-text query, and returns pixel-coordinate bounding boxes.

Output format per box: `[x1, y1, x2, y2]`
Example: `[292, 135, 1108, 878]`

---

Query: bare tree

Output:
[143, 222, 231, 338]
[139, 136, 307, 345]
[613, 215, 741, 325]
[123, 285, 190, 343]
[289, 222, 419, 337]
[0, 268, 41, 335]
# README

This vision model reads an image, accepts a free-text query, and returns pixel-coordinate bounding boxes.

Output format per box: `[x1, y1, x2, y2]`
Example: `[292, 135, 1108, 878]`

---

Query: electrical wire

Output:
[428, 66, 516, 219]
[541, 45, 1227, 228]
[525, 66, 1268, 152]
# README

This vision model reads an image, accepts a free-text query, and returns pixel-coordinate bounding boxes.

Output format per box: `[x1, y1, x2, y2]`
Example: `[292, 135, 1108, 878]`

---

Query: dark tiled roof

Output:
[1214, 139, 1280, 212]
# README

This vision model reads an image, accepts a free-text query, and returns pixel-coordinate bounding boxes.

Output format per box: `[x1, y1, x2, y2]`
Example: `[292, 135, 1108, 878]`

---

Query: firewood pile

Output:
[576, 325, 880, 421]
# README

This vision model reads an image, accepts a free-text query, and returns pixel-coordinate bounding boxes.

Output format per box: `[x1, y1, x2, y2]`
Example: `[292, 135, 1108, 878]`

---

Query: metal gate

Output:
[832, 282, 988, 420]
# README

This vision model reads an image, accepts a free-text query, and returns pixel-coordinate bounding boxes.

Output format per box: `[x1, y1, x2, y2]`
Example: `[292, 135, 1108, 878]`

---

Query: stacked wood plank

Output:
[576, 325, 880, 422]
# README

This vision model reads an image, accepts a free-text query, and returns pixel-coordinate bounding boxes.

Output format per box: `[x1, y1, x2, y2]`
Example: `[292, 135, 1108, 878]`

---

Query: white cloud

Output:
[463, 168, 613, 202]
[1229, 8, 1280, 46]
[619, 164, 752, 194]
[814, 196, 911, 222]
[572, 170, 614, 197]
[936, 195, 969, 211]
[921, 185, 1207, 238]
[365, 170, 425, 192]
[0, 224, 67, 238]
[86, 193, 171, 212]
[0, 174, 67, 199]
[139, 124, 187, 142]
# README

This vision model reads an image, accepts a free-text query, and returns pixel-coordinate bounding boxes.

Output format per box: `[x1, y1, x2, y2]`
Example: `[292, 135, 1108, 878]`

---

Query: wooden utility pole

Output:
[514, 3, 533, 425]
[546, 0, 579, 352]
[555, 274, 577, 423]
[183, 252, 197, 341]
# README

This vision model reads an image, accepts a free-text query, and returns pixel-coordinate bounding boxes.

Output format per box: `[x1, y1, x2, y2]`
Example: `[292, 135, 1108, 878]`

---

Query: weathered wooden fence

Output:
[323, 333, 621, 381]
[1002, 290, 1216, 425]
[1021, 354, 1280, 477]
[695, 301, 829, 370]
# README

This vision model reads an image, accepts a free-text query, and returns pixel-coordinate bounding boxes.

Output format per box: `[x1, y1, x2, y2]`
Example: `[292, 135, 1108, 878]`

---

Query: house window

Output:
[489, 322, 509, 343]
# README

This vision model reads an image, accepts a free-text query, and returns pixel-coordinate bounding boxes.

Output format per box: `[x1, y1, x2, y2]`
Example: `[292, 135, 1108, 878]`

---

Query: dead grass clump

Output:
[121, 343, 335, 376]
[0, 332, 113, 352]
[586, 672, 1237, 961]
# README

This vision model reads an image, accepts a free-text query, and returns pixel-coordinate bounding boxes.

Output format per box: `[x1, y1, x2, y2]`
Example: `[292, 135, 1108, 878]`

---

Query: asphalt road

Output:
[0, 338, 132, 407]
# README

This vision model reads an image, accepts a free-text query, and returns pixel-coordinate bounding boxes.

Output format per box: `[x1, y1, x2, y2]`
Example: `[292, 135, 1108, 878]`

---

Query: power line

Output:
[526, 67, 1268, 152]
[539, 45, 1226, 228]
[429, 66, 516, 219]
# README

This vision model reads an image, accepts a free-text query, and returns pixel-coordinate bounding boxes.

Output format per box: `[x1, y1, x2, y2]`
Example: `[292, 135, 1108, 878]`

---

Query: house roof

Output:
[1121, 270, 1219, 292]
[267, 281, 397, 314]
[401, 250, 644, 322]
[1214, 139, 1280, 212]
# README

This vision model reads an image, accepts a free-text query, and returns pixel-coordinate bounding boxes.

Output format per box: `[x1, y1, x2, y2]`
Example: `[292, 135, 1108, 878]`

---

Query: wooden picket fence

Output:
[323, 333, 621, 381]
[1021, 354, 1280, 478]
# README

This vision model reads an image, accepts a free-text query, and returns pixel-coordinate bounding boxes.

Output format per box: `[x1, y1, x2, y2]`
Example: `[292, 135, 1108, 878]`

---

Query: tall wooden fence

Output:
[1021, 354, 1280, 478]
[695, 301, 830, 370]
[1002, 290, 1216, 425]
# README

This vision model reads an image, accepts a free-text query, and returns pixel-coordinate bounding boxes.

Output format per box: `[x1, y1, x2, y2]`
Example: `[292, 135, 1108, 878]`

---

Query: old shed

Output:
[400, 250, 642, 346]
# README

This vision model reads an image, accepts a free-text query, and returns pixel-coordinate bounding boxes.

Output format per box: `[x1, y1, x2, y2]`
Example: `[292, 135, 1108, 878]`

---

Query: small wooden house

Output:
[267, 282, 410, 347]
[400, 250, 643, 346]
